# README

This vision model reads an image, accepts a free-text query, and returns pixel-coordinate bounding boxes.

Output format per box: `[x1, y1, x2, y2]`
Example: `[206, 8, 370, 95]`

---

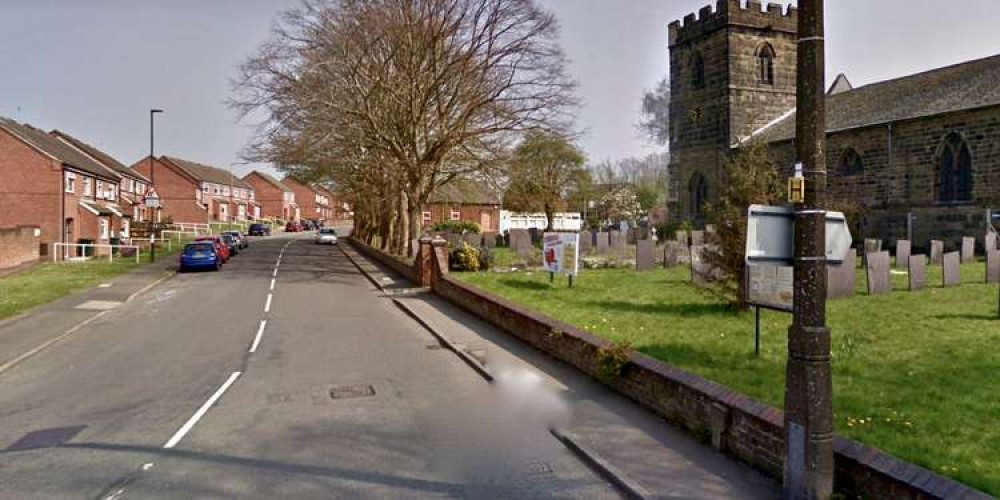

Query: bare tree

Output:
[232, 0, 577, 255]
[639, 76, 670, 146]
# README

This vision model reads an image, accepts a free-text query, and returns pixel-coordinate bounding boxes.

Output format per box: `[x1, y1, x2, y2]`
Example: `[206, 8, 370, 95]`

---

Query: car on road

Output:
[285, 220, 303, 232]
[222, 230, 248, 249]
[179, 242, 223, 272]
[220, 233, 240, 256]
[248, 223, 271, 236]
[315, 228, 338, 245]
[195, 235, 230, 262]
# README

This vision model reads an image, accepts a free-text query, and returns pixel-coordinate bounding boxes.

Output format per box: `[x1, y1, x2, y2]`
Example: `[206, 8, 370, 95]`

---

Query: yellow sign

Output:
[788, 177, 805, 204]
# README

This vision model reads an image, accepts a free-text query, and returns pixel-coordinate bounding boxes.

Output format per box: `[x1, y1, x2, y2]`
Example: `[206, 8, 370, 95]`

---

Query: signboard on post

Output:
[543, 232, 579, 277]
[143, 187, 161, 208]
[745, 204, 853, 312]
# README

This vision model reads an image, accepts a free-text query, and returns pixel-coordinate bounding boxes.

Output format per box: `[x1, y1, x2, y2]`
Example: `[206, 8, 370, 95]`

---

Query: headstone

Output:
[908, 255, 926, 291]
[510, 229, 532, 257]
[690, 230, 705, 246]
[609, 230, 621, 250]
[663, 243, 679, 268]
[463, 232, 482, 248]
[675, 231, 689, 246]
[690, 245, 721, 284]
[864, 238, 882, 255]
[930, 240, 944, 265]
[987, 250, 1000, 284]
[596, 232, 610, 254]
[827, 249, 856, 299]
[636, 239, 654, 271]
[578, 232, 591, 254]
[987, 230, 998, 253]
[894, 240, 911, 269]
[942, 251, 961, 287]
[961, 236, 975, 263]
[446, 232, 461, 248]
[482, 232, 498, 248]
[528, 228, 541, 246]
[865, 251, 891, 295]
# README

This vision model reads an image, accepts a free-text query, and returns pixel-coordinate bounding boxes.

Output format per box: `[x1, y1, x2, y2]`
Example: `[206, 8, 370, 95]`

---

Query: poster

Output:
[747, 264, 794, 312]
[543, 232, 579, 276]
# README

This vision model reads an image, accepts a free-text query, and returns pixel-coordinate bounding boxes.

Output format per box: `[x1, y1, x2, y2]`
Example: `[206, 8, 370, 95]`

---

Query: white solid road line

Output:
[272, 268, 278, 277]
[269, 278, 276, 291]
[164, 371, 242, 449]
[249, 320, 267, 353]
[264, 293, 273, 313]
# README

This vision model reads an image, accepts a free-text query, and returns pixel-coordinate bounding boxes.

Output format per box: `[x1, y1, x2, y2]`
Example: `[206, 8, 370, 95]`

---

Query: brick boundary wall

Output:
[0, 225, 41, 272]
[349, 238, 993, 500]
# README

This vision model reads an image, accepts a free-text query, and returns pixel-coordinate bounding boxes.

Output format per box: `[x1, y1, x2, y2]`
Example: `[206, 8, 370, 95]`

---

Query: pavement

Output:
[0, 233, 624, 499]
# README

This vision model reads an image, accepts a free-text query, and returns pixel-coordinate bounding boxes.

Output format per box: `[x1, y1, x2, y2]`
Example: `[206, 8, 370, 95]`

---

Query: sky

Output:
[2, 0, 1000, 177]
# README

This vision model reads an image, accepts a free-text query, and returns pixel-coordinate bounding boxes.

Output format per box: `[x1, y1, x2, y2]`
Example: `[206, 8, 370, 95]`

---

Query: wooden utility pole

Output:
[784, 0, 833, 498]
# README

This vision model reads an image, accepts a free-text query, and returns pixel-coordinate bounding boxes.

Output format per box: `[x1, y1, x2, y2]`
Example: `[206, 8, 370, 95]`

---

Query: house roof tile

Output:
[246, 170, 292, 192]
[49, 130, 150, 183]
[0, 117, 121, 181]
[428, 179, 500, 205]
[163, 156, 253, 190]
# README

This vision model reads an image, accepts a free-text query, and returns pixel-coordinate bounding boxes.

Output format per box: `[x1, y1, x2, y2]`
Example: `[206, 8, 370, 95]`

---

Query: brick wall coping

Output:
[348, 238, 993, 499]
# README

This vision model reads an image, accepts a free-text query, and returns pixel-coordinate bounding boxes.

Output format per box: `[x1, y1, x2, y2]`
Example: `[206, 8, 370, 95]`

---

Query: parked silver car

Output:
[315, 228, 338, 245]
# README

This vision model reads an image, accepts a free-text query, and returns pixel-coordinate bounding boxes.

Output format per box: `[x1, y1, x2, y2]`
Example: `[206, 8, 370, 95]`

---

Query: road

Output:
[0, 233, 621, 499]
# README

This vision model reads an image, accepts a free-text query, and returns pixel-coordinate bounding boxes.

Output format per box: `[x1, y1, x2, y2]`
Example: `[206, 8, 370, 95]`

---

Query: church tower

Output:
[668, 0, 798, 224]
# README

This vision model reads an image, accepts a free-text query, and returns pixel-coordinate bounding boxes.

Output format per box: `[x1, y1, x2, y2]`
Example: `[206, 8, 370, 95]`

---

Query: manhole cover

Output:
[6, 425, 86, 451]
[525, 461, 554, 475]
[329, 384, 376, 400]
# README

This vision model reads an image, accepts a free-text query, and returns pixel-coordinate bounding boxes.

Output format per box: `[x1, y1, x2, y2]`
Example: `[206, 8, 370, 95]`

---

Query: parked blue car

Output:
[179, 242, 222, 272]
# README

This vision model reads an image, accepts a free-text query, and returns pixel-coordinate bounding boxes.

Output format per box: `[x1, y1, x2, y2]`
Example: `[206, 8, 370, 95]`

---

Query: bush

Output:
[450, 242, 481, 271]
[432, 220, 480, 234]
[477, 246, 495, 271]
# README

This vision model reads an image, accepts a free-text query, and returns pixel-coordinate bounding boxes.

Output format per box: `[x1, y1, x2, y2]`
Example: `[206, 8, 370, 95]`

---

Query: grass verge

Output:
[457, 260, 1000, 494]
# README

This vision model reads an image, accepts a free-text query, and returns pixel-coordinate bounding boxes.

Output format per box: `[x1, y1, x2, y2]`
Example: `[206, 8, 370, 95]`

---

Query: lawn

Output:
[0, 243, 187, 321]
[457, 253, 1000, 495]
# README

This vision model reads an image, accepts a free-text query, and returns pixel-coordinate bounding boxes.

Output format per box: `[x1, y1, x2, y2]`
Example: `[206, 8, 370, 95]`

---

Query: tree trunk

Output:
[544, 203, 554, 232]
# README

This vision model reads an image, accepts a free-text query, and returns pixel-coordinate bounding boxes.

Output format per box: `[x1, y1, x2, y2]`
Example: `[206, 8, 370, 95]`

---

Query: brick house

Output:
[315, 185, 352, 222]
[131, 156, 257, 224]
[422, 180, 501, 232]
[50, 130, 153, 238]
[281, 177, 329, 223]
[0, 117, 124, 254]
[242, 171, 297, 220]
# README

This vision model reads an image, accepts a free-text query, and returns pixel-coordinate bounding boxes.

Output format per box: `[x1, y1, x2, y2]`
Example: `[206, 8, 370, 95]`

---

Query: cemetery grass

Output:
[457, 261, 1000, 495]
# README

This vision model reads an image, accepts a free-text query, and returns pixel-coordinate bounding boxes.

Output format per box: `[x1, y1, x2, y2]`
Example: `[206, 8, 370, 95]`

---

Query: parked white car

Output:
[315, 228, 339, 245]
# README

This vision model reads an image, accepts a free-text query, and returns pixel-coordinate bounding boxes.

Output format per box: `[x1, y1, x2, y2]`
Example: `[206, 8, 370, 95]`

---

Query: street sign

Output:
[143, 187, 161, 208]
[745, 204, 852, 265]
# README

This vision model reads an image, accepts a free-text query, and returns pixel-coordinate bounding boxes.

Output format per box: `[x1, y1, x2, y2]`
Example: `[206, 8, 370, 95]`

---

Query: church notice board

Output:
[747, 264, 794, 312]
[542, 232, 579, 277]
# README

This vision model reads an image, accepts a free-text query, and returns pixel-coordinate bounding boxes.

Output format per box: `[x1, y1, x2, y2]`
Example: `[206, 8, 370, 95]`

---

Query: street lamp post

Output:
[784, 1, 833, 499]
[149, 108, 163, 262]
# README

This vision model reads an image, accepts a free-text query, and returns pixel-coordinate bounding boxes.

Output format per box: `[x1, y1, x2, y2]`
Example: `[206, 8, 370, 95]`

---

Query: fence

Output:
[173, 222, 211, 234]
[128, 238, 172, 252]
[161, 229, 201, 242]
[52, 243, 141, 263]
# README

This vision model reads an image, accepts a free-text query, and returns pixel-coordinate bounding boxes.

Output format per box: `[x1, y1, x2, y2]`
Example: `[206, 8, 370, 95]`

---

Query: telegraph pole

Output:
[784, 0, 833, 498]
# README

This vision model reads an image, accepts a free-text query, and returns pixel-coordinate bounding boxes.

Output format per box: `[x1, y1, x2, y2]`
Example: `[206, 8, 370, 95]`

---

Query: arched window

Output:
[839, 148, 864, 176]
[937, 133, 973, 203]
[690, 172, 709, 218]
[691, 52, 705, 89]
[757, 43, 775, 85]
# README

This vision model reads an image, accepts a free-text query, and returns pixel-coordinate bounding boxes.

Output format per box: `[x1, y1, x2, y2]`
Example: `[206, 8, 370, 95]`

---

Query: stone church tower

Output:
[668, 0, 798, 224]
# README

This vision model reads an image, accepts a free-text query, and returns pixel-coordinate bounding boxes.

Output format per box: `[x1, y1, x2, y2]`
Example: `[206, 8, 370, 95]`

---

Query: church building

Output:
[668, 0, 1000, 248]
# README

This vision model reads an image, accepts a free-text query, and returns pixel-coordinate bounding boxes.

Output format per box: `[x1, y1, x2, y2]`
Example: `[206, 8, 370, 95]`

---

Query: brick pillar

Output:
[416, 236, 434, 287]
[430, 236, 449, 289]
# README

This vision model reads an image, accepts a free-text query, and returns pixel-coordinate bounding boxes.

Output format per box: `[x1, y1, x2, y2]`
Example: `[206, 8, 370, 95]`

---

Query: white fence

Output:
[128, 238, 172, 252]
[500, 211, 583, 233]
[173, 222, 211, 234]
[52, 243, 141, 263]
[162, 229, 200, 242]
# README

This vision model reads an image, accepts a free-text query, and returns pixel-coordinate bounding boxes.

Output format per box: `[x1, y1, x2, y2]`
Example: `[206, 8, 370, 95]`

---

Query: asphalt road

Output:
[0, 233, 620, 499]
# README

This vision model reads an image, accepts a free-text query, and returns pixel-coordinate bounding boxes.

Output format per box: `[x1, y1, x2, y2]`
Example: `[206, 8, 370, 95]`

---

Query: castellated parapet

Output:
[669, 0, 797, 47]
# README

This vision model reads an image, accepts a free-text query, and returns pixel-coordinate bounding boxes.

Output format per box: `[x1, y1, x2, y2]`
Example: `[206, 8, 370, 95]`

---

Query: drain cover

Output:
[525, 461, 554, 475]
[329, 384, 376, 400]
[6, 425, 86, 451]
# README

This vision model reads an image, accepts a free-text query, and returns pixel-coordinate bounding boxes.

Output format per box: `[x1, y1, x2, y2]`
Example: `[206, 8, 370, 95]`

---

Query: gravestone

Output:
[827, 249, 857, 299]
[446, 232, 462, 248]
[930, 240, 944, 265]
[675, 231, 689, 246]
[636, 240, 654, 271]
[865, 251, 891, 295]
[528, 228, 541, 246]
[864, 238, 882, 255]
[942, 251, 961, 287]
[987, 250, 1000, 284]
[690, 230, 705, 246]
[961, 236, 976, 263]
[596, 232, 610, 254]
[609, 230, 621, 250]
[510, 229, 533, 257]
[482, 232, 498, 248]
[894, 240, 911, 269]
[690, 245, 721, 284]
[578, 232, 591, 254]
[463, 232, 482, 248]
[987, 230, 998, 253]
[663, 243, 679, 268]
[908, 254, 926, 291]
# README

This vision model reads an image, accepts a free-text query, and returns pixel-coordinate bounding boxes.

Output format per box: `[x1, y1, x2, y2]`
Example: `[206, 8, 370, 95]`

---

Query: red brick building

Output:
[131, 156, 257, 224]
[50, 130, 153, 237]
[422, 180, 500, 232]
[281, 177, 330, 223]
[0, 117, 125, 254]
[242, 171, 297, 220]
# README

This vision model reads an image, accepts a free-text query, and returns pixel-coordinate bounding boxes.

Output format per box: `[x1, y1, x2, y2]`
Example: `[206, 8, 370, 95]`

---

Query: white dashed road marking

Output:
[264, 293, 273, 313]
[249, 320, 267, 353]
[164, 371, 242, 449]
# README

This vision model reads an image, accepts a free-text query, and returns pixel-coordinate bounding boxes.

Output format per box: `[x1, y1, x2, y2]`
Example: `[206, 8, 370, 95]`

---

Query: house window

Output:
[450, 208, 461, 221]
[422, 211, 432, 225]
[203, 185, 210, 193]
[937, 133, 973, 203]
[122, 179, 132, 192]
[83, 177, 93, 197]
[757, 43, 776, 85]
[136, 182, 144, 195]
[691, 52, 705, 89]
[98, 218, 109, 240]
[839, 148, 864, 176]
[96, 180, 105, 199]
[214, 186, 221, 195]
[64, 172, 76, 193]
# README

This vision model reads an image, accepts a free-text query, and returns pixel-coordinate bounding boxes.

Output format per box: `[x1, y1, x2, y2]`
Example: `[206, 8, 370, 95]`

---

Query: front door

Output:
[480, 211, 492, 231]
[64, 218, 75, 259]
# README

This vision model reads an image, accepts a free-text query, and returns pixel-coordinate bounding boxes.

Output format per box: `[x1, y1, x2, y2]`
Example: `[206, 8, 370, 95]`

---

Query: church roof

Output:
[751, 53, 1000, 144]
[428, 179, 499, 205]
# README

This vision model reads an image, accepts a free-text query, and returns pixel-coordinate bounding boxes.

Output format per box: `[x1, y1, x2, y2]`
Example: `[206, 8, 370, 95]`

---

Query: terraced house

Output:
[131, 156, 257, 224]
[0, 117, 127, 255]
[242, 170, 297, 221]
[281, 176, 328, 223]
